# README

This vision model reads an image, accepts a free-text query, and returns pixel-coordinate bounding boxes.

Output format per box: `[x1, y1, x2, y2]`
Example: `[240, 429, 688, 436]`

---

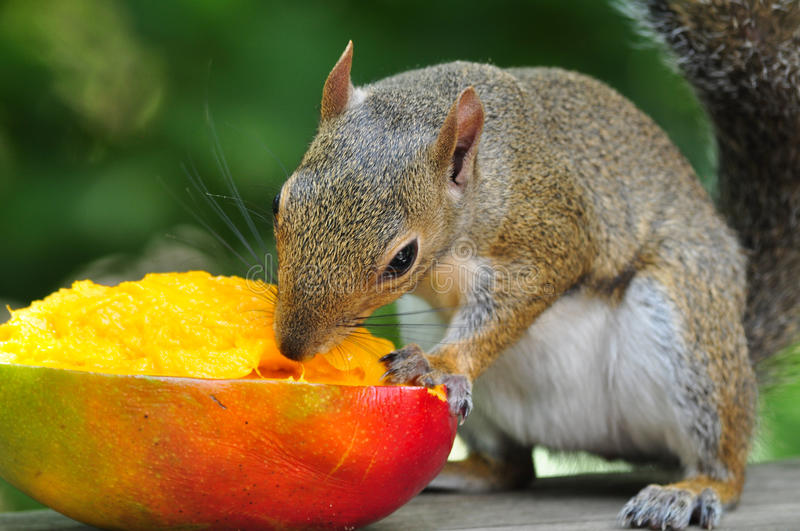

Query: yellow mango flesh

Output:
[0, 271, 393, 385]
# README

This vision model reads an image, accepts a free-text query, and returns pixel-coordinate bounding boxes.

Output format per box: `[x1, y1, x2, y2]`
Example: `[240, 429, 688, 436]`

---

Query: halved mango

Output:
[0, 271, 392, 385]
[0, 272, 456, 530]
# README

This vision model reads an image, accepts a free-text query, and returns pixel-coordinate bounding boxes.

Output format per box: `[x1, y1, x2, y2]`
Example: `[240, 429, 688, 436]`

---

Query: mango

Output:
[0, 272, 456, 529]
[0, 271, 393, 384]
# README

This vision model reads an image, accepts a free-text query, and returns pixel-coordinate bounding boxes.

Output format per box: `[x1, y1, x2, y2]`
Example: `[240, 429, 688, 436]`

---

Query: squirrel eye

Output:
[272, 190, 281, 217]
[382, 239, 418, 280]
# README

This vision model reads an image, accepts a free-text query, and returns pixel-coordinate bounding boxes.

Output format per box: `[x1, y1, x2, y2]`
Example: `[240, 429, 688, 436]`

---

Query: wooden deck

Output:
[1, 460, 797, 530]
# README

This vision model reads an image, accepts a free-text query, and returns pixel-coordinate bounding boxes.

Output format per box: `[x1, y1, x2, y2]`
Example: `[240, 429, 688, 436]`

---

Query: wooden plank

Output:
[369, 460, 800, 530]
[1, 460, 798, 530]
[369, 461, 800, 531]
[0, 510, 91, 531]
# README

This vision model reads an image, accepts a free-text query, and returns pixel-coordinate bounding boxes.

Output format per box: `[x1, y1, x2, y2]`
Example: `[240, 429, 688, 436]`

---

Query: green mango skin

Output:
[0, 363, 457, 530]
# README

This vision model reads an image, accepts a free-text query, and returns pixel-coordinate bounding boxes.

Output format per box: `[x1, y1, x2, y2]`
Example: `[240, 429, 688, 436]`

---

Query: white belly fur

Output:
[401, 276, 700, 465]
[474, 277, 697, 463]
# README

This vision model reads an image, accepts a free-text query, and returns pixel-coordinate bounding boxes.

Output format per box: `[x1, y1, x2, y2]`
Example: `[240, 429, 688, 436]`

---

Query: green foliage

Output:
[0, 0, 714, 302]
[0, 478, 43, 512]
[0, 0, 795, 510]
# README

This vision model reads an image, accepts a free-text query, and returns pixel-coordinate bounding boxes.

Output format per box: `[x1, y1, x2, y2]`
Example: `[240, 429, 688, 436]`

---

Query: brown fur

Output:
[634, 0, 800, 360]
[272, 1, 796, 528]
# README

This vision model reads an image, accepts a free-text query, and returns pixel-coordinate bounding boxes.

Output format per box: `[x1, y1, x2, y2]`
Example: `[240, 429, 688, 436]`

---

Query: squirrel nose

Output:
[276, 333, 312, 362]
[273, 297, 326, 362]
[273, 316, 316, 362]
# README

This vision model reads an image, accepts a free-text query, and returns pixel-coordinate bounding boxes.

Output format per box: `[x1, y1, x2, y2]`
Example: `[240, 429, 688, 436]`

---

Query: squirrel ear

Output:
[433, 87, 484, 191]
[321, 41, 354, 121]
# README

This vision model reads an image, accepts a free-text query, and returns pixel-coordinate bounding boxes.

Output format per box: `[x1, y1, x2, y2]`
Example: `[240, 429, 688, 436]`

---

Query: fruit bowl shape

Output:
[0, 272, 456, 529]
[0, 363, 457, 530]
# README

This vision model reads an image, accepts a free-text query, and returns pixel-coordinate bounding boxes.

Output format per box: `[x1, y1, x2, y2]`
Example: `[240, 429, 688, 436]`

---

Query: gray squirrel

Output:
[270, 1, 800, 528]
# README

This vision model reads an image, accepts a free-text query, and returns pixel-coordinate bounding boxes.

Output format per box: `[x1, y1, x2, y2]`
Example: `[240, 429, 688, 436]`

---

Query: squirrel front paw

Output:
[380, 343, 472, 422]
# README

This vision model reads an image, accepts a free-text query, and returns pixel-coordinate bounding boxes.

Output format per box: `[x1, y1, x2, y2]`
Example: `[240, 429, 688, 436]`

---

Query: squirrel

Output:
[269, 0, 799, 529]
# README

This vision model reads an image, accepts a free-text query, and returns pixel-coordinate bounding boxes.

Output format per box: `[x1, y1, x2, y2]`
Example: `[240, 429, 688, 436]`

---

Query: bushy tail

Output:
[632, 0, 800, 361]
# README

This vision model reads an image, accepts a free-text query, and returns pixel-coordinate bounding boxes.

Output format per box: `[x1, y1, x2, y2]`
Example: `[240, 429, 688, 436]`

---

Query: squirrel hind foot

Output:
[618, 479, 733, 530]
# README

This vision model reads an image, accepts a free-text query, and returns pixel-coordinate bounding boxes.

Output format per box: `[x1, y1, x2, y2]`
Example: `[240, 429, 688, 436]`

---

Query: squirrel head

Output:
[272, 42, 485, 361]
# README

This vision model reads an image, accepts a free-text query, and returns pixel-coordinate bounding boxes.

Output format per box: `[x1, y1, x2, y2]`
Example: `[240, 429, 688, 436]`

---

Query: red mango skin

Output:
[0, 363, 457, 530]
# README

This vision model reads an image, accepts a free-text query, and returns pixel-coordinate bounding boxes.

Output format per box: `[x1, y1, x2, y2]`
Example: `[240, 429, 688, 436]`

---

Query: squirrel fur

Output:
[271, 1, 799, 529]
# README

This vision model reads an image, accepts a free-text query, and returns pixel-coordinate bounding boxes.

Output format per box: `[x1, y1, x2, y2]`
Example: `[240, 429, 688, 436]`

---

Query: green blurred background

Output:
[0, 0, 797, 512]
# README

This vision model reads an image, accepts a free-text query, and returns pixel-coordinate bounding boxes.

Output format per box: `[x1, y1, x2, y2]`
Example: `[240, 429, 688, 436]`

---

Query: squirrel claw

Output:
[381, 344, 472, 422]
[618, 485, 721, 530]
[440, 373, 472, 423]
[380, 344, 432, 384]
